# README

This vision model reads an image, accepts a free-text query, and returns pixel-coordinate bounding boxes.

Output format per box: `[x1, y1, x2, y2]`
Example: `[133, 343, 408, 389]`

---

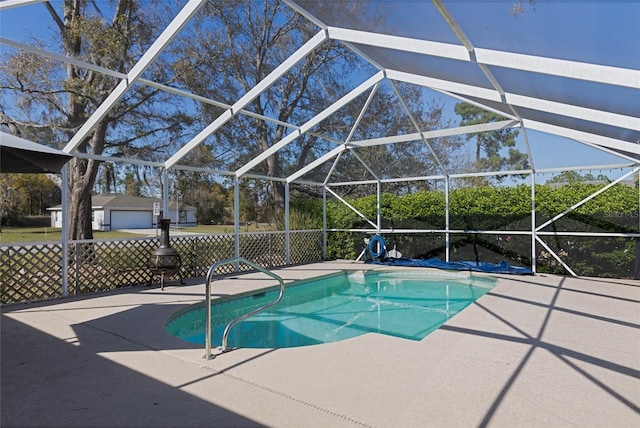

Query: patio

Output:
[2, 261, 638, 427]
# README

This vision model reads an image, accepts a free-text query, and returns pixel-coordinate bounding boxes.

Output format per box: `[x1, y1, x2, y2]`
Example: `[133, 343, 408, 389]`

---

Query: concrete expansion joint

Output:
[210, 368, 375, 428]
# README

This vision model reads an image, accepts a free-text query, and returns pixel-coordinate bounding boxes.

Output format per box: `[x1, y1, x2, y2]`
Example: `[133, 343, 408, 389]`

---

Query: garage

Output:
[110, 210, 152, 230]
[49, 194, 196, 230]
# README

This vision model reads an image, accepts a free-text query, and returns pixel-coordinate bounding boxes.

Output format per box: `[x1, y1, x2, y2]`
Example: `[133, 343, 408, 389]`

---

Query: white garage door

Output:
[111, 211, 152, 229]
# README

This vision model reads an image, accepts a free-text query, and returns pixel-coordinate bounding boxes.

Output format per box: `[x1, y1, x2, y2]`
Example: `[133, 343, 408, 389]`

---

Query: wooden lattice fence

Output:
[1, 230, 323, 304]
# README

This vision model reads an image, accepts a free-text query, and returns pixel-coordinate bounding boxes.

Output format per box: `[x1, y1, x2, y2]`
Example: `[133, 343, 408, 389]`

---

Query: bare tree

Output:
[1, 0, 190, 239]
[173, 0, 460, 213]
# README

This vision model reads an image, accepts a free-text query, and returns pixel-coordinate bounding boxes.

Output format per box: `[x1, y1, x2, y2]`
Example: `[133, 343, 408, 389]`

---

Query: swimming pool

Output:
[165, 271, 496, 349]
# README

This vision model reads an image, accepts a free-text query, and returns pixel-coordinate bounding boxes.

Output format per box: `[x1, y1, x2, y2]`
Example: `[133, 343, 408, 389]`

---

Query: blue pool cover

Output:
[365, 257, 534, 275]
[364, 235, 534, 275]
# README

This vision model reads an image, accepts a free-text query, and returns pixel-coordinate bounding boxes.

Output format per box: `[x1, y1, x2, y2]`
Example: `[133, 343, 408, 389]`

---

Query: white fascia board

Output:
[1, 38, 127, 79]
[327, 27, 470, 62]
[475, 48, 640, 89]
[286, 146, 346, 183]
[506, 93, 640, 130]
[65, 0, 205, 153]
[235, 71, 384, 177]
[387, 69, 502, 103]
[347, 120, 517, 148]
[165, 30, 328, 169]
[522, 119, 640, 155]
[0, 0, 45, 10]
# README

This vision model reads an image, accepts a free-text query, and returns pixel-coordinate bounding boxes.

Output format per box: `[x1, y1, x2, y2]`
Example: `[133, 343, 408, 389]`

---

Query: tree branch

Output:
[43, 1, 65, 33]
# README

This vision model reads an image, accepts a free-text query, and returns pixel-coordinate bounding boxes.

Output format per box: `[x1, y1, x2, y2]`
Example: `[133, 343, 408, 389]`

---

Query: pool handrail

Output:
[203, 257, 285, 359]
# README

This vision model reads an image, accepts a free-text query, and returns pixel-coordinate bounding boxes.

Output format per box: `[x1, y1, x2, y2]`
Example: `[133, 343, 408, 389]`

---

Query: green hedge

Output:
[313, 183, 638, 278]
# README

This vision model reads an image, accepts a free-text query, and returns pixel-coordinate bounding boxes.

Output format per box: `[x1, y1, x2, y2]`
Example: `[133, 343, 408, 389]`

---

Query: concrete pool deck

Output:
[2, 260, 639, 427]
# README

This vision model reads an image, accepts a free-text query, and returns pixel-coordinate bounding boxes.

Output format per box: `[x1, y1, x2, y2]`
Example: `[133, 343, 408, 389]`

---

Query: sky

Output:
[1, 0, 637, 181]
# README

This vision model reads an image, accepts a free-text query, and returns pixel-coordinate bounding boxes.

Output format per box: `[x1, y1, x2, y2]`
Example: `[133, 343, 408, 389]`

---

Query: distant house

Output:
[48, 194, 197, 231]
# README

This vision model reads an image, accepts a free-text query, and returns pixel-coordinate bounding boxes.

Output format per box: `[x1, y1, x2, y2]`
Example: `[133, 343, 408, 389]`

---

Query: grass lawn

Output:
[0, 224, 275, 244]
[0, 227, 142, 244]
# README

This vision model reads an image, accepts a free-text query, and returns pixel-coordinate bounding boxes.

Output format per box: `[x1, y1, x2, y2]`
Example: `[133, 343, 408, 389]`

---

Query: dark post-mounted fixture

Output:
[148, 218, 183, 290]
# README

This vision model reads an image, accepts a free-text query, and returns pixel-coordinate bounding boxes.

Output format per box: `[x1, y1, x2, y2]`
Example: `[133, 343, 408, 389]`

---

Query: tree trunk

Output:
[66, 123, 106, 240]
[67, 160, 95, 240]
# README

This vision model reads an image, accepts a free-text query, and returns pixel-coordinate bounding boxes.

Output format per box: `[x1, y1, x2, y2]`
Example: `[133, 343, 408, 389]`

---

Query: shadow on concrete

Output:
[1, 307, 267, 427]
[441, 276, 640, 427]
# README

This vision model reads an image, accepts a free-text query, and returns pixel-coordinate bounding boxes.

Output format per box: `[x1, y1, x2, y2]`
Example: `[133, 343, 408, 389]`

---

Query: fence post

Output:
[74, 242, 80, 295]
[285, 182, 290, 265]
[193, 237, 198, 277]
[635, 238, 640, 280]
[61, 165, 69, 297]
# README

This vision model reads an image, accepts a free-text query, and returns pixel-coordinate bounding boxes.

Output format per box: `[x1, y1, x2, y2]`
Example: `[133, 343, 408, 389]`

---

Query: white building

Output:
[49, 194, 197, 231]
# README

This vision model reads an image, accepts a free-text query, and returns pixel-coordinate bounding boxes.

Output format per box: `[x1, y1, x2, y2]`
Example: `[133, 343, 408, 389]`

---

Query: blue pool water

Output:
[165, 271, 496, 349]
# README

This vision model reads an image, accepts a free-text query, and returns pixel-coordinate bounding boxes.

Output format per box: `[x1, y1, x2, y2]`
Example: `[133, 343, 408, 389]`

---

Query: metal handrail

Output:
[203, 257, 285, 359]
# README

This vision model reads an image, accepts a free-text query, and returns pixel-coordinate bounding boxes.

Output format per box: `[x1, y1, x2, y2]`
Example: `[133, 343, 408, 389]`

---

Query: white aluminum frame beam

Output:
[389, 80, 447, 175]
[324, 186, 378, 229]
[292, 162, 635, 187]
[235, 71, 385, 177]
[1, 37, 127, 79]
[328, 26, 640, 89]
[535, 236, 578, 277]
[505, 93, 640, 131]
[287, 81, 380, 183]
[389, 69, 639, 132]
[536, 166, 640, 232]
[286, 145, 346, 183]
[0, 37, 318, 140]
[0, 0, 45, 10]
[388, 69, 502, 103]
[327, 27, 469, 62]
[326, 228, 640, 239]
[323, 153, 344, 186]
[389, 79, 448, 175]
[475, 48, 640, 90]
[64, 0, 205, 153]
[287, 115, 514, 184]
[537, 163, 636, 174]
[351, 149, 380, 181]
[576, 140, 640, 164]
[347, 120, 518, 149]
[165, 30, 328, 169]
[522, 120, 640, 155]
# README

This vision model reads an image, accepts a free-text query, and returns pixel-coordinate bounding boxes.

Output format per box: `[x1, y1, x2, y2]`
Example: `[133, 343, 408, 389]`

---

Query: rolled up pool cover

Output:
[365, 256, 534, 275]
